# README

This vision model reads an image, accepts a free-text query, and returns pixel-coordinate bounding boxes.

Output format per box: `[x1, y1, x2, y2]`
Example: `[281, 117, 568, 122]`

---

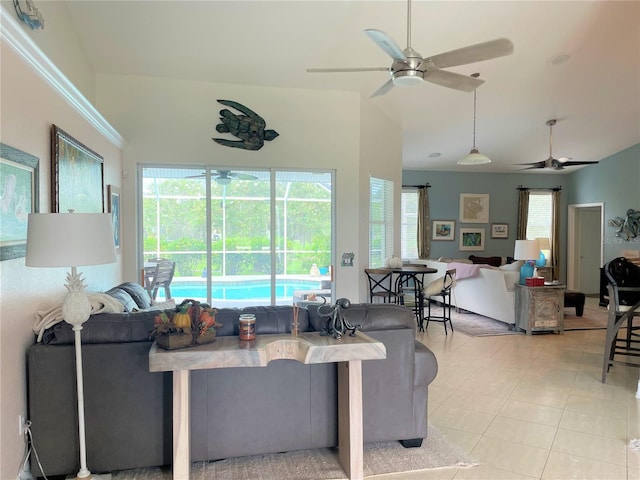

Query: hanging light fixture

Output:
[458, 73, 491, 165]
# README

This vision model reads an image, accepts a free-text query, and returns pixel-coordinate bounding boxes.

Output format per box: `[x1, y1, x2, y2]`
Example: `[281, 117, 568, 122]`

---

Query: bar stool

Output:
[364, 268, 404, 305]
[424, 269, 456, 334]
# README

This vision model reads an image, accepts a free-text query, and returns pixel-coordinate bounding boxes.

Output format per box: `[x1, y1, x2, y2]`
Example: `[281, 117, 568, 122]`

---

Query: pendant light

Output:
[458, 73, 491, 165]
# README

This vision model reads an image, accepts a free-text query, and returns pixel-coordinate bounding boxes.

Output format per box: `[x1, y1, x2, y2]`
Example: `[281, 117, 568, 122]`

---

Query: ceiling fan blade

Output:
[556, 161, 599, 167]
[517, 161, 545, 166]
[423, 70, 484, 92]
[370, 79, 395, 98]
[421, 38, 514, 70]
[364, 29, 407, 62]
[516, 161, 547, 169]
[307, 67, 389, 73]
[229, 172, 258, 180]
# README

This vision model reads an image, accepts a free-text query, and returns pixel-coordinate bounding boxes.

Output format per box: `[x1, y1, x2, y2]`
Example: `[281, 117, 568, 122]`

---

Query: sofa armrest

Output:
[414, 341, 438, 387]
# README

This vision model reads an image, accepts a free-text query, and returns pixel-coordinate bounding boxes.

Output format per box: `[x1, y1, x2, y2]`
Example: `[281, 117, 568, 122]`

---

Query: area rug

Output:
[447, 309, 520, 337]
[563, 303, 609, 330]
[111, 425, 477, 479]
[436, 303, 610, 337]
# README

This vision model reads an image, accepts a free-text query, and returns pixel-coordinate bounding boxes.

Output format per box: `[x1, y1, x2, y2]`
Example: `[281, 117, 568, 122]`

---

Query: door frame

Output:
[567, 202, 604, 291]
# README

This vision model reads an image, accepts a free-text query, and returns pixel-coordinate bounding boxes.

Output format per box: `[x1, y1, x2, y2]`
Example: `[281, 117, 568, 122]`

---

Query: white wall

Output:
[0, 4, 402, 474]
[0, 43, 122, 477]
[359, 100, 403, 300]
[95, 73, 402, 302]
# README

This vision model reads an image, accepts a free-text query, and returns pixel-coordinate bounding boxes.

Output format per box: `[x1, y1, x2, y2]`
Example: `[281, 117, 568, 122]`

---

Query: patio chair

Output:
[144, 259, 176, 300]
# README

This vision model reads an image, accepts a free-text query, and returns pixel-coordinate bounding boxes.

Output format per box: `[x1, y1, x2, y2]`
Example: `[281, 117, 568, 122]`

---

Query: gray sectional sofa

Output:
[27, 282, 438, 477]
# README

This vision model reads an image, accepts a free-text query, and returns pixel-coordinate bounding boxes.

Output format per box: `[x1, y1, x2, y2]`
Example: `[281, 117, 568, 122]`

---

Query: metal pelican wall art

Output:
[212, 100, 279, 150]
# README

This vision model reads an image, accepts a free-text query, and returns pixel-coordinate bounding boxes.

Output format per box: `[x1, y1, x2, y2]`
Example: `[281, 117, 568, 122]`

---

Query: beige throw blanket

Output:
[33, 293, 125, 342]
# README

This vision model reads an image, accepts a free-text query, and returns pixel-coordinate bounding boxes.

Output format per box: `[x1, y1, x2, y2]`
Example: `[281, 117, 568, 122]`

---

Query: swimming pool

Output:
[160, 279, 322, 301]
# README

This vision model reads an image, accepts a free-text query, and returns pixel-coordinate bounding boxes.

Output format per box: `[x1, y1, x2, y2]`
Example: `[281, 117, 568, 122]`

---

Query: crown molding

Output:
[0, 5, 126, 149]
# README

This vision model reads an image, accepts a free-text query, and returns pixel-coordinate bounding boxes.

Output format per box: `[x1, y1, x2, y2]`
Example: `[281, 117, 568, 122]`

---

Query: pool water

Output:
[161, 280, 322, 301]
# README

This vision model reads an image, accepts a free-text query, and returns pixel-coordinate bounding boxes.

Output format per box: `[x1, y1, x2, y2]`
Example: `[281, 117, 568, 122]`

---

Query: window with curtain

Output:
[526, 192, 553, 240]
[369, 177, 393, 267]
[518, 188, 560, 279]
[401, 189, 418, 259]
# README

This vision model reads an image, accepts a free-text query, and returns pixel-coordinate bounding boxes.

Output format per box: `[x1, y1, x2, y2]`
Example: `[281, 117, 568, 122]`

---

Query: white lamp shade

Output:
[514, 239, 540, 260]
[457, 148, 492, 165]
[26, 213, 116, 267]
[536, 237, 551, 250]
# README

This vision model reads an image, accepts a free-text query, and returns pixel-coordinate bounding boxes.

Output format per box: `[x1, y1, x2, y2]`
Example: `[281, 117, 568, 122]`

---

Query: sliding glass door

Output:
[140, 166, 333, 307]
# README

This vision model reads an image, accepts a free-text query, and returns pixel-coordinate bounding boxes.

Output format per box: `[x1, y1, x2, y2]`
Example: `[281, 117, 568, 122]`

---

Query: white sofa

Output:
[412, 259, 521, 326]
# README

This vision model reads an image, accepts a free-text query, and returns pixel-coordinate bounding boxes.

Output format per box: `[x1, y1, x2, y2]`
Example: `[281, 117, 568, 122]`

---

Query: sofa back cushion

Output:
[214, 306, 309, 336]
[41, 309, 172, 345]
[304, 303, 415, 333]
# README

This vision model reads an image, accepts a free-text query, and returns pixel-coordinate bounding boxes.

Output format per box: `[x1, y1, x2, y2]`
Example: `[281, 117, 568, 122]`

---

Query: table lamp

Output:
[26, 212, 116, 480]
[514, 239, 540, 285]
[535, 237, 551, 267]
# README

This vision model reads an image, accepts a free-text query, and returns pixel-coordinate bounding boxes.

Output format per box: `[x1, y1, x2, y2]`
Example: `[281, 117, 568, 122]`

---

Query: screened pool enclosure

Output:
[140, 167, 333, 307]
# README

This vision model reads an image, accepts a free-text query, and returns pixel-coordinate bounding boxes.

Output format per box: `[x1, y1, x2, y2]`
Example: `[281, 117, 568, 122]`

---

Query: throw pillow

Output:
[499, 260, 524, 271]
[136, 298, 177, 312]
[118, 282, 152, 310]
[104, 286, 137, 312]
[424, 277, 445, 297]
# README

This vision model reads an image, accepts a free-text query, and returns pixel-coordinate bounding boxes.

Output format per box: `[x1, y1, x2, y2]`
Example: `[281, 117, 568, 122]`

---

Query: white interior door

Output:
[578, 207, 602, 294]
[567, 203, 603, 292]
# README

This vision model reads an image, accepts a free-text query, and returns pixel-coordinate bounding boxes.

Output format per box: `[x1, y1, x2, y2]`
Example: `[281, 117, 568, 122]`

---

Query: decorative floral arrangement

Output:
[151, 299, 221, 349]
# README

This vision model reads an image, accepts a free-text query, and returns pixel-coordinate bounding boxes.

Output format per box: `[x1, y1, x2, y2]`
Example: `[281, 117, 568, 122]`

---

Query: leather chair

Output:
[601, 257, 640, 381]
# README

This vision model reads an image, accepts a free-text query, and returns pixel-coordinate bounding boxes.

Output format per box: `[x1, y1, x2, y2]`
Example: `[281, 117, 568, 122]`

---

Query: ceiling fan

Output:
[188, 170, 257, 184]
[518, 119, 599, 170]
[307, 0, 514, 97]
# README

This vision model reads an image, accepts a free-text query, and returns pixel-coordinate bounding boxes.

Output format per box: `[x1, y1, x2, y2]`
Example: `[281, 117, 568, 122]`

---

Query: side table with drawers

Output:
[515, 284, 565, 335]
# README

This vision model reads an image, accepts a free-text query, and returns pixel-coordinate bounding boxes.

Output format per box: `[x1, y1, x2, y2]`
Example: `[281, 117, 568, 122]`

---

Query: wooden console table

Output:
[149, 332, 386, 480]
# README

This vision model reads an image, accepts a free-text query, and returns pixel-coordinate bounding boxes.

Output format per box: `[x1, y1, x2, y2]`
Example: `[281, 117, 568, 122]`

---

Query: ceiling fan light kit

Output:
[392, 72, 423, 87]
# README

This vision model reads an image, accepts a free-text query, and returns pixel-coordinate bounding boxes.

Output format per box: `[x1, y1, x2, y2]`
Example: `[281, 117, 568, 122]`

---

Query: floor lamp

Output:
[26, 212, 116, 479]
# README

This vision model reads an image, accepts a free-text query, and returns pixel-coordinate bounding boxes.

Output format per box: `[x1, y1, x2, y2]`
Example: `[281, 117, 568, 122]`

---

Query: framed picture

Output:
[108, 185, 121, 251]
[0, 143, 39, 261]
[52, 125, 104, 213]
[432, 220, 455, 241]
[459, 193, 490, 223]
[459, 227, 485, 251]
[491, 223, 509, 239]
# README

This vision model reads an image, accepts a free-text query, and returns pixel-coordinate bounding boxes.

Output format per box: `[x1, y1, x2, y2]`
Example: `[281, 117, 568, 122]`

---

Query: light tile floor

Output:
[375, 299, 640, 480]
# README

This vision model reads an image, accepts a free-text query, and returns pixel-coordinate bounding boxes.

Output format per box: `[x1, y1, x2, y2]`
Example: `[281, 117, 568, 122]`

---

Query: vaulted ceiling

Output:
[60, 1, 640, 173]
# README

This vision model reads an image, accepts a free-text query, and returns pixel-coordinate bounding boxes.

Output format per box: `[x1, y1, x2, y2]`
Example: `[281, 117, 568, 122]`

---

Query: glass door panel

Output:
[141, 167, 333, 308]
[275, 171, 332, 306]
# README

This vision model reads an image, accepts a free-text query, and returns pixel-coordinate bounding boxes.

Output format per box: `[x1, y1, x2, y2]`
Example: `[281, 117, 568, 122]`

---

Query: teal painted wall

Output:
[567, 143, 640, 261]
[402, 143, 639, 276]
[401, 171, 570, 260]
